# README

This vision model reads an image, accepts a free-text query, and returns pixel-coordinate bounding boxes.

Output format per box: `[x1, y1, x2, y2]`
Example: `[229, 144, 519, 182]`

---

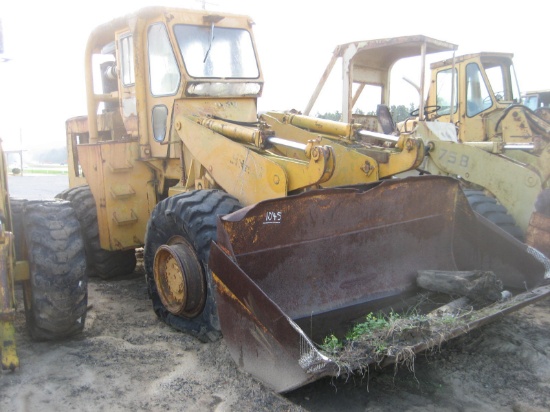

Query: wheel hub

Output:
[153, 236, 206, 318]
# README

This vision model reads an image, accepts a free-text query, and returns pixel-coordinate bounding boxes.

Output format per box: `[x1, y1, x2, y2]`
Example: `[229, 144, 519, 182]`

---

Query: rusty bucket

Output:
[209, 176, 550, 392]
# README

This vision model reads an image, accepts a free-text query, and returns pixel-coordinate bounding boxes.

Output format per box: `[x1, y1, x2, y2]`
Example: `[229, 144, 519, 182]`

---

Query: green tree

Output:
[316, 111, 341, 121]
[316, 103, 416, 125]
[391, 104, 415, 123]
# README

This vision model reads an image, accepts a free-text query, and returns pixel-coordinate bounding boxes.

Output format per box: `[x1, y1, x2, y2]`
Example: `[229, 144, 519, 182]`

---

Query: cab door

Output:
[144, 22, 181, 158]
[459, 62, 492, 142]
[430, 62, 491, 143]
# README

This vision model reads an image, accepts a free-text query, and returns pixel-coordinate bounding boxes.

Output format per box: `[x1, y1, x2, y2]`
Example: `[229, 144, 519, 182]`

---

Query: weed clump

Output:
[319, 310, 469, 376]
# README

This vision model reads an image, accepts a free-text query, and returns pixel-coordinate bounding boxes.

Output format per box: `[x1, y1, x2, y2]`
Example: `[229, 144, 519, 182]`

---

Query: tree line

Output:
[316, 103, 416, 123]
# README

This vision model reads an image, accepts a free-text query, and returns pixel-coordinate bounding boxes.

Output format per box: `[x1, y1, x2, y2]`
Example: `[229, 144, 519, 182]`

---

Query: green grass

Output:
[317, 307, 474, 379]
[11, 167, 68, 175]
[22, 169, 68, 175]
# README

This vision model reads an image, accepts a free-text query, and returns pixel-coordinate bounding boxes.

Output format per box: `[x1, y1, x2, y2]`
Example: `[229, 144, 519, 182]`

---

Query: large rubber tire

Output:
[463, 189, 524, 241]
[9, 197, 27, 260]
[56, 186, 136, 279]
[534, 189, 550, 216]
[22, 200, 88, 340]
[144, 190, 241, 342]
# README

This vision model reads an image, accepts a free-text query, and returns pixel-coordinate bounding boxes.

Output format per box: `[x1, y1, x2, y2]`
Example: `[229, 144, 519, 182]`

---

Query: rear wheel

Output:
[56, 186, 136, 279]
[9, 198, 27, 260]
[144, 190, 241, 342]
[534, 188, 550, 216]
[463, 189, 524, 240]
[22, 200, 88, 340]
[525, 189, 550, 255]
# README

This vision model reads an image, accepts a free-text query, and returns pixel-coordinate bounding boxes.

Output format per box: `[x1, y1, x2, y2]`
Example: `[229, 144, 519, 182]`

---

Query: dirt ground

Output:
[1, 176, 550, 411]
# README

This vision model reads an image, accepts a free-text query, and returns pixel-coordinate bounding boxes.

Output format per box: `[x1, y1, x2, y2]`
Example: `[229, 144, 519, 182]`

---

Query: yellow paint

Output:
[77, 141, 157, 250]
[0, 321, 18, 371]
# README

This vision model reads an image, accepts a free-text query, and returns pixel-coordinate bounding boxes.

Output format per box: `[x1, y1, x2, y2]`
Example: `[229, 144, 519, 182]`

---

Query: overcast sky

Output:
[0, 0, 548, 151]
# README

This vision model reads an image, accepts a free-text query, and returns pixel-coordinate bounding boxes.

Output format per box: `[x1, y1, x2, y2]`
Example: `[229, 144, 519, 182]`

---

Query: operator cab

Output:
[434, 53, 520, 117]
[429, 52, 522, 142]
[84, 7, 263, 145]
[523, 90, 550, 110]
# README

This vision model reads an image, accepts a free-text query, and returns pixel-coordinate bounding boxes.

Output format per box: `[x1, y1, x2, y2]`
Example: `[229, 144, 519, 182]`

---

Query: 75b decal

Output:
[438, 149, 469, 168]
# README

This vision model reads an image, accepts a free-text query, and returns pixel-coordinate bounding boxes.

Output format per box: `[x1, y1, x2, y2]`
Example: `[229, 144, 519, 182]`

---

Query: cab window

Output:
[466, 63, 491, 117]
[119, 34, 134, 86]
[435, 68, 457, 116]
[174, 24, 259, 79]
[148, 23, 181, 96]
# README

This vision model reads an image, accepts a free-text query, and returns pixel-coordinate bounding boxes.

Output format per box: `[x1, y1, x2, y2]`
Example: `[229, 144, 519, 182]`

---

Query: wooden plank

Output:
[417, 270, 503, 302]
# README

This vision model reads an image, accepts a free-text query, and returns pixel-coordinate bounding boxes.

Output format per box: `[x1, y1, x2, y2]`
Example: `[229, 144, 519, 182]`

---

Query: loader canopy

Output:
[304, 35, 458, 123]
[210, 175, 550, 392]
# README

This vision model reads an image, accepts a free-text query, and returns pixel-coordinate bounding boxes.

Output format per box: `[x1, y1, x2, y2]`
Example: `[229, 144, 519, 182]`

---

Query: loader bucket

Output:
[209, 175, 550, 393]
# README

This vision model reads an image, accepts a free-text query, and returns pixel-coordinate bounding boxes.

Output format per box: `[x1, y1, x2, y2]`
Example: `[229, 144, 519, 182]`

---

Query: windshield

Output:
[482, 58, 521, 103]
[435, 67, 458, 116]
[523, 95, 539, 110]
[174, 24, 259, 79]
[523, 92, 550, 110]
[466, 63, 492, 117]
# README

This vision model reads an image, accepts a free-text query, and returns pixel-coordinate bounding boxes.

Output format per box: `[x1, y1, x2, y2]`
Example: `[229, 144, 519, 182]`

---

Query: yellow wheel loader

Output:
[307, 37, 550, 257]
[63, 8, 427, 342]
[62, 9, 550, 393]
[421, 53, 550, 255]
[0, 141, 88, 371]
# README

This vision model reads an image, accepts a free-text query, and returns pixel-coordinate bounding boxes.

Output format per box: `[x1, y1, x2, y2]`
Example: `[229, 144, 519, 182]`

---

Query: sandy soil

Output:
[1, 175, 550, 411]
[2, 267, 550, 412]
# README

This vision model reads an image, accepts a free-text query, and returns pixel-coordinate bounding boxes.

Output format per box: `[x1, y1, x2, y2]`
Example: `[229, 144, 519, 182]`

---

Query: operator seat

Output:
[377, 104, 396, 134]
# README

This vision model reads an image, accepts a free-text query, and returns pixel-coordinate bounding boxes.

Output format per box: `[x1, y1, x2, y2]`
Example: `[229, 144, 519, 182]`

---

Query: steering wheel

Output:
[410, 105, 441, 117]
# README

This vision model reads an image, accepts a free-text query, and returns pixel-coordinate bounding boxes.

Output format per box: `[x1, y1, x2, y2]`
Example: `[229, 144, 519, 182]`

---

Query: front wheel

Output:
[463, 189, 524, 241]
[22, 200, 88, 340]
[144, 190, 241, 342]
